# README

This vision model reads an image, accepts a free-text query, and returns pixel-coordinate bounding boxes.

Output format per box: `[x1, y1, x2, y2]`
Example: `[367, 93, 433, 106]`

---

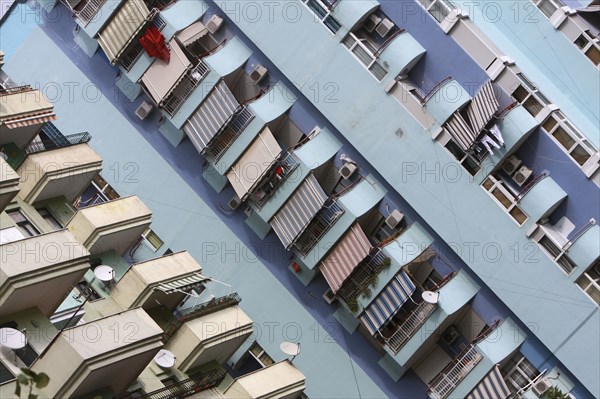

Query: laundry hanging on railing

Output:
[140, 25, 170, 62]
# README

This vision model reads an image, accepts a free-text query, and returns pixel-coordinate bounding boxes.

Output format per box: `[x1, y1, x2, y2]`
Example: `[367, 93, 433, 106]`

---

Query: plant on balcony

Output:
[346, 297, 359, 313]
[542, 387, 570, 399]
[15, 368, 49, 399]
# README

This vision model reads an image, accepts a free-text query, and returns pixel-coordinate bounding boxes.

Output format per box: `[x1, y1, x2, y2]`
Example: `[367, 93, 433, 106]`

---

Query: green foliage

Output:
[542, 387, 570, 399]
[14, 368, 49, 399]
[347, 298, 359, 313]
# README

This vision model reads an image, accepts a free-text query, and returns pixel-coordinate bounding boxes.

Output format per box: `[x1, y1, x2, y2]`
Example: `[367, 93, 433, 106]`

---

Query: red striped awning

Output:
[1, 110, 56, 129]
[321, 224, 372, 293]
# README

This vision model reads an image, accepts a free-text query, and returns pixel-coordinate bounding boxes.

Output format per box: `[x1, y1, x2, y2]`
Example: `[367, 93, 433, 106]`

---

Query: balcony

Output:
[0, 157, 19, 212]
[73, 0, 108, 25]
[0, 229, 90, 317]
[386, 301, 438, 354]
[16, 135, 101, 204]
[118, 368, 227, 399]
[205, 107, 255, 162]
[31, 308, 163, 398]
[162, 62, 211, 117]
[111, 251, 207, 311]
[66, 196, 152, 254]
[427, 345, 483, 399]
[165, 303, 253, 372]
[249, 153, 299, 208]
[292, 201, 345, 256]
[223, 360, 306, 399]
[337, 251, 391, 305]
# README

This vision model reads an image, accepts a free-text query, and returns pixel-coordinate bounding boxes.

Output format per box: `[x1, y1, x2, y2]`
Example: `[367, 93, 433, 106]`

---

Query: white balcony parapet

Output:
[428, 344, 483, 399]
[386, 301, 437, 354]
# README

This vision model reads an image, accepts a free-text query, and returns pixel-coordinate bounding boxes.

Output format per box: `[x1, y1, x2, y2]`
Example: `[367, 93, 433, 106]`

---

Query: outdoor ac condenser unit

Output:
[364, 14, 382, 32]
[339, 163, 357, 180]
[206, 15, 224, 34]
[376, 18, 394, 37]
[385, 210, 405, 229]
[502, 155, 522, 176]
[533, 378, 552, 396]
[250, 64, 268, 84]
[228, 195, 241, 210]
[513, 165, 533, 186]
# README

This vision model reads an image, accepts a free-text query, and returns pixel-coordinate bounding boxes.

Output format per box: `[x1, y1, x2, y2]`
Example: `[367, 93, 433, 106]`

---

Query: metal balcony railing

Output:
[337, 251, 390, 303]
[76, 0, 107, 25]
[250, 153, 299, 208]
[293, 201, 345, 256]
[118, 368, 227, 399]
[25, 132, 91, 155]
[174, 293, 242, 322]
[205, 107, 255, 162]
[386, 301, 437, 353]
[163, 62, 211, 116]
[120, 16, 167, 71]
[428, 344, 483, 399]
[0, 85, 32, 96]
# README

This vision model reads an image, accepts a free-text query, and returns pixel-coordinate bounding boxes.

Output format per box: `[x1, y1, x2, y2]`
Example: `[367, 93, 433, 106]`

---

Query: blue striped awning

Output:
[270, 174, 327, 249]
[360, 271, 416, 336]
[466, 365, 510, 399]
[183, 80, 239, 154]
[466, 80, 499, 133]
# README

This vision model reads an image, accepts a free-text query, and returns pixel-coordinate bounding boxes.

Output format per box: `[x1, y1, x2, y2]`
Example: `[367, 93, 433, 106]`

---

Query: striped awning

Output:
[156, 273, 209, 294]
[321, 224, 372, 293]
[444, 112, 477, 152]
[1, 109, 56, 129]
[183, 80, 239, 154]
[466, 366, 510, 399]
[177, 21, 208, 47]
[270, 174, 327, 248]
[141, 39, 191, 104]
[466, 81, 499, 133]
[97, 0, 151, 64]
[360, 271, 416, 336]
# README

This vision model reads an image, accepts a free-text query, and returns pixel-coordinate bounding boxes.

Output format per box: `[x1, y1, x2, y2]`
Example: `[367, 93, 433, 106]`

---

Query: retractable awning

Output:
[177, 21, 208, 47]
[1, 110, 56, 129]
[466, 365, 511, 399]
[321, 224, 372, 293]
[141, 39, 191, 104]
[444, 112, 477, 152]
[227, 127, 282, 200]
[466, 81, 499, 133]
[97, 0, 151, 64]
[270, 174, 327, 248]
[183, 80, 239, 154]
[360, 271, 416, 336]
[156, 272, 209, 294]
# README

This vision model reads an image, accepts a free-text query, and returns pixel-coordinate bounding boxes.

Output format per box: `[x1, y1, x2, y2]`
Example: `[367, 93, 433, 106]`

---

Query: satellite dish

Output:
[280, 341, 301, 362]
[154, 349, 176, 369]
[422, 291, 439, 304]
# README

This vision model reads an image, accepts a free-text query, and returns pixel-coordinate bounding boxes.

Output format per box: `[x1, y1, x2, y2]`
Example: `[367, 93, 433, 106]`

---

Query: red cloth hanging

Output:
[140, 25, 170, 62]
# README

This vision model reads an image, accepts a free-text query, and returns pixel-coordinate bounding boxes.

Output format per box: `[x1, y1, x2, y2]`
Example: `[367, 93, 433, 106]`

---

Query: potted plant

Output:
[542, 387, 570, 399]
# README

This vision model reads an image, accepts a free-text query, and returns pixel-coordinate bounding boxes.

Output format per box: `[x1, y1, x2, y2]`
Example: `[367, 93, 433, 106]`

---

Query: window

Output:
[342, 33, 388, 81]
[538, 235, 576, 274]
[7, 210, 40, 237]
[418, 0, 457, 23]
[541, 111, 598, 171]
[37, 208, 62, 230]
[248, 342, 274, 367]
[532, 0, 563, 18]
[300, 0, 341, 34]
[575, 259, 600, 306]
[511, 73, 550, 117]
[142, 228, 164, 251]
[572, 30, 600, 67]
[0, 227, 26, 244]
[0, 360, 15, 383]
[442, 135, 484, 176]
[501, 352, 541, 396]
[482, 175, 528, 225]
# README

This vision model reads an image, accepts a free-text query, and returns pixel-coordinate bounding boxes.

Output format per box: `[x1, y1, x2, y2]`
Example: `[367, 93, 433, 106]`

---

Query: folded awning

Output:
[183, 80, 239, 154]
[444, 112, 477, 152]
[141, 39, 191, 104]
[1, 109, 56, 129]
[466, 365, 510, 399]
[227, 127, 282, 200]
[360, 271, 416, 336]
[321, 224, 372, 293]
[270, 174, 327, 248]
[466, 81, 499, 133]
[177, 21, 208, 47]
[97, 0, 151, 64]
[156, 272, 209, 294]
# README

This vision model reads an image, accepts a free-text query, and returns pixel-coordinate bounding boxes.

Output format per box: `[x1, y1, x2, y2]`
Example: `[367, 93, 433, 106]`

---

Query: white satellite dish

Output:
[280, 341, 301, 362]
[422, 291, 439, 304]
[154, 349, 176, 368]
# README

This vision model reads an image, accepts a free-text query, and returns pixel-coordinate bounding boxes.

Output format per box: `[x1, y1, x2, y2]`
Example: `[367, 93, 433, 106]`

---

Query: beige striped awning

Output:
[466, 365, 510, 399]
[1, 109, 56, 129]
[466, 81, 499, 133]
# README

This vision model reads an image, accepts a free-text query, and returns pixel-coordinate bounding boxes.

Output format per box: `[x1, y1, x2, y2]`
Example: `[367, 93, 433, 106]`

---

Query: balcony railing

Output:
[342, 32, 387, 81]
[386, 301, 437, 353]
[0, 84, 31, 96]
[205, 107, 255, 162]
[120, 17, 167, 71]
[292, 201, 345, 256]
[428, 344, 483, 399]
[76, 0, 107, 25]
[162, 62, 211, 116]
[250, 153, 299, 208]
[25, 132, 91, 155]
[337, 251, 390, 303]
[175, 293, 242, 322]
[118, 368, 227, 399]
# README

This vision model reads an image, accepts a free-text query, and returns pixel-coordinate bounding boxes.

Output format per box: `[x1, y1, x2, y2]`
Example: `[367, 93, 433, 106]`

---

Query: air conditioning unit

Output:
[533, 378, 552, 396]
[250, 64, 268, 84]
[502, 155, 522, 176]
[375, 18, 394, 37]
[441, 326, 460, 345]
[206, 14, 224, 34]
[135, 101, 153, 120]
[228, 195, 241, 210]
[339, 162, 357, 180]
[513, 165, 533, 186]
[385, 210, 405, 229]
[363, 14, 382, 32]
